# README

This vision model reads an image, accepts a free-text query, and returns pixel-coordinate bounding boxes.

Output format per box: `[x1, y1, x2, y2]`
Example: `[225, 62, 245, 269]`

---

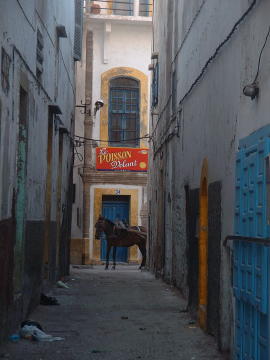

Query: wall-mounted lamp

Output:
[243, 83, 259, 100]
[151, 52, 159, 60]
[56, 25, 67, 38]
[94, 99, 104, 116]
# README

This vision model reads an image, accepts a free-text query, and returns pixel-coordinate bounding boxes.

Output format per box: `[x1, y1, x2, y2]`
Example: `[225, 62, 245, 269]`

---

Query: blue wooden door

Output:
[101, 200, 129, 262]
[234, 126, 270, 359]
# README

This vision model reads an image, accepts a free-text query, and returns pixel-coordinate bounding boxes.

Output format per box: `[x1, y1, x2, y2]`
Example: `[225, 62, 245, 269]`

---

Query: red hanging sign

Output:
[96, 147, 148, 172]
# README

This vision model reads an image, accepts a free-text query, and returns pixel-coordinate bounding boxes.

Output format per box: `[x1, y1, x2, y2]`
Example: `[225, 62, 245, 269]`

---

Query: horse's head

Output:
[94, 215, 105, 240]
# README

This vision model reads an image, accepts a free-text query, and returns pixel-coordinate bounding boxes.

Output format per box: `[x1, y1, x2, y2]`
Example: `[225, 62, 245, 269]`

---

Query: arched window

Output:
[109, 77, 140, 147]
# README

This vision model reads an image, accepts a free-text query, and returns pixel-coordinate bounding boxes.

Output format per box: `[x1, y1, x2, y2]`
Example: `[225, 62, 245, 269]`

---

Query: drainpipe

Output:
[82, 29, 93, 264]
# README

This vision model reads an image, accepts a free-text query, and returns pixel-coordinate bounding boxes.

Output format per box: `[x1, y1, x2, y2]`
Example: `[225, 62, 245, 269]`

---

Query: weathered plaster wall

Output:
[0, 0, 76, 340]
[150, 0, 270, 353]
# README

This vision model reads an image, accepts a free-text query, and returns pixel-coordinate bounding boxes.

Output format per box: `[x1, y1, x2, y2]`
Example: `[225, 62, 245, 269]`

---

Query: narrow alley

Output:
[2, 0, 270, 358]
[1, 266, 225, 360]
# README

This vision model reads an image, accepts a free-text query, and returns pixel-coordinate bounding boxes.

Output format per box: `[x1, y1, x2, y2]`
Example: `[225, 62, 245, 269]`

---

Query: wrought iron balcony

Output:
[85, 0, 152, 17]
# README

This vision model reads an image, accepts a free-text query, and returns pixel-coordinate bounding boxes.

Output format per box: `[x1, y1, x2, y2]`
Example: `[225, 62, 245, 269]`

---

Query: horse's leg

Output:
[138, 243, 146, 270]
[112, 246, 116, 270]
[105, 243, 111, 270]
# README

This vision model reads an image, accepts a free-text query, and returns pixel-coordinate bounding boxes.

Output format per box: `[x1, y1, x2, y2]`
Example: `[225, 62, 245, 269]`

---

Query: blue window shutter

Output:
[152, 62, 159, 108]
[74, 0, 83, 61]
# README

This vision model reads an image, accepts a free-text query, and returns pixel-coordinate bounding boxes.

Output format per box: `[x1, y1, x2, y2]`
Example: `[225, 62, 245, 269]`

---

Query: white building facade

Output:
[71, 0, 152, 265]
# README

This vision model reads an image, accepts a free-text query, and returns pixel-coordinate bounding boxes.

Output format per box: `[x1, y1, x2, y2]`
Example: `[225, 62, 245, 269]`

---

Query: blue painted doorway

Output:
[234, 126, 270, 359]
[101, 196, 129, 262]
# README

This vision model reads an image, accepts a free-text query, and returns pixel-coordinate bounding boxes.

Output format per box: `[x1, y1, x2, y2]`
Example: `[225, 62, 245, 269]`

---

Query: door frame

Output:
[92, 188, 139, 262]
[199, 158, 208, 330]
[101, 196, 130, 262]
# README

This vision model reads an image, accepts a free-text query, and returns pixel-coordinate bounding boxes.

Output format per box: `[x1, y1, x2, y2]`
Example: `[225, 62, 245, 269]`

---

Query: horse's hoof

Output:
[105, 266, 109, 270]
[111, 266, 116, 270]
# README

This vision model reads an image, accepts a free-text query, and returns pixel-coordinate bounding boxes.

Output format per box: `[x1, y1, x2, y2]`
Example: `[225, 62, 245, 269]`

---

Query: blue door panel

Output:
[234, 129, 270, 359]
[101, 200, 129, 262]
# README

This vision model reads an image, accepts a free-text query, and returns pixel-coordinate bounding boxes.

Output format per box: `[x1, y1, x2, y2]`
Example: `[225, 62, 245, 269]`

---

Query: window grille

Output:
[151, 62, 159, 108]
[139, 0, 151, 16]
[109, 77, 140, 147]
[1, 48, 10, 95]
[87, 0, 152, 16]
[36, 29, 44, 82]
[74, 0, 83, 60]
[113, 0, 134, 15]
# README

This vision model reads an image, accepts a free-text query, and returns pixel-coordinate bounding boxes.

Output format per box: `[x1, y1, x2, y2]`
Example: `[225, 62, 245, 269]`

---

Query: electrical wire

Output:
[35, 9, 75, 95]
[13, 46, 52, 102]
[74, 146, 84, 162]
[74, 134, 151, 144]
[177, 0, 258, 107]
[253, 24, 270, 83]
[171, 0, 207, 66]
[16, 0, 35, 32]
[150, 0, 258, 143]
[71, 132, 150, 161]
[88, 0, 151, 5]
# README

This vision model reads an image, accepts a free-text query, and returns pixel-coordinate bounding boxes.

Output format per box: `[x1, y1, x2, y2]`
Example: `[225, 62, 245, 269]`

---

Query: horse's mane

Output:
[104, 218, 115, 227]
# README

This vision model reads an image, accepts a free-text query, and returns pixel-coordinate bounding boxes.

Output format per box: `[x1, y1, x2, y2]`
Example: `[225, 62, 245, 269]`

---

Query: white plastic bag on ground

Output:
[20, 325, 64, 342]
[56, 280, 69, 289]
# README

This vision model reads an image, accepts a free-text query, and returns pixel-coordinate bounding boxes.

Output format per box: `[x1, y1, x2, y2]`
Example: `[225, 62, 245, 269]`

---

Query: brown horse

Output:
[129, 225, 147, 233]
[94, 216, 147, 270]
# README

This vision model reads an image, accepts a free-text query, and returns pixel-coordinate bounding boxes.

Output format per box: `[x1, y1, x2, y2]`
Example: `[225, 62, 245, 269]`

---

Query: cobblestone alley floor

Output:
[1, 265, 227, 360]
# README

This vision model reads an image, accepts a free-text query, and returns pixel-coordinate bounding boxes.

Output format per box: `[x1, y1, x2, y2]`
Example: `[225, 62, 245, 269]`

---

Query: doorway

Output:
[233, 127, 270, 359]
[101, 195, 130, 262]
[185, 186, 199, 318]
[199, 160, 208, 330]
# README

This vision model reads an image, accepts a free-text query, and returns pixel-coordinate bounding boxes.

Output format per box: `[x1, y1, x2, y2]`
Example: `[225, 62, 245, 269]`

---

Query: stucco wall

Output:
[0, 0, 76, 339]
[91, 21, 152, 146]
[0, 0, 75, 221]
[149, 0, 270, 353]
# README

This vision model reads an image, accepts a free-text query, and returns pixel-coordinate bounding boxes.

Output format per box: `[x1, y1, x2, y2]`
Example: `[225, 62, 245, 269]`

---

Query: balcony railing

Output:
[85, 0, 152, 17]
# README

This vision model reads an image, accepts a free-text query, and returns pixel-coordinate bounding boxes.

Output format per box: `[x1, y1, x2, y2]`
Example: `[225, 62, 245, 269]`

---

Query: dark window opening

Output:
[76, 207, 81, 228]
[73, 184, 76, 203]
